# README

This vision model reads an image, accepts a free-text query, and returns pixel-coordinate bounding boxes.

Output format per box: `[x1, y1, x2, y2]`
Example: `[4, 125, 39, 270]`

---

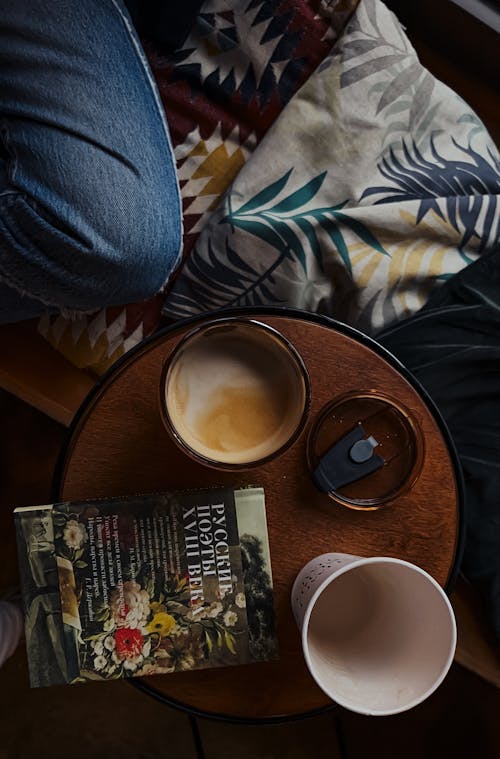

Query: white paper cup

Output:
[291, 553, 457, 716]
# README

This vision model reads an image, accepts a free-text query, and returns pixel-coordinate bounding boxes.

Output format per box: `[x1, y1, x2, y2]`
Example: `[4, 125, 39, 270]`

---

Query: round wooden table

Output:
[56, 308, 463, 722]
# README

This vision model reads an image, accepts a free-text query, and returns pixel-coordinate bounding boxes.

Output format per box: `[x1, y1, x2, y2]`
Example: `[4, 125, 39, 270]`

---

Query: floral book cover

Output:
[14, 487, 278, 687]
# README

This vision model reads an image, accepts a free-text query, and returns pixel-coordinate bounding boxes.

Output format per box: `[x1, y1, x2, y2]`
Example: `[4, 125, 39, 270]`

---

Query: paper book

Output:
[14, 487, 278, 687]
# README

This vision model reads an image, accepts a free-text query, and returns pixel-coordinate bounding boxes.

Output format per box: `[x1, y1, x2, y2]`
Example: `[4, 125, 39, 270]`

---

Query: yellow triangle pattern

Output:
[41, 318, 125, 375]
[191, 141, 246, 208]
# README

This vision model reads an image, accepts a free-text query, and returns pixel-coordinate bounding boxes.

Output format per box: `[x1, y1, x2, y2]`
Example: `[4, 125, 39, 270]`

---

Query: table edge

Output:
[130, 678, 335, 724]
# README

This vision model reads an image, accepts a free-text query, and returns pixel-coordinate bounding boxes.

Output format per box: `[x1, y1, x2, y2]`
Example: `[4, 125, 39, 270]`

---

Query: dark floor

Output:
[1, 637, 500, 759]
[1, 6, 500, 756]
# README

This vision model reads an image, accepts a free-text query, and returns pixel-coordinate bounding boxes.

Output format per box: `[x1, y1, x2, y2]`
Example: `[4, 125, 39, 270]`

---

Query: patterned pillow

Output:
[163, 0, 500, 333]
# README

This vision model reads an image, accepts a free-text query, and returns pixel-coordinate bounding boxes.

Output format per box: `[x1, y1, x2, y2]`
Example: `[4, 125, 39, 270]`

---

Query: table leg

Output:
[334, 712, 348, 759]
[188, 714, 206, 759]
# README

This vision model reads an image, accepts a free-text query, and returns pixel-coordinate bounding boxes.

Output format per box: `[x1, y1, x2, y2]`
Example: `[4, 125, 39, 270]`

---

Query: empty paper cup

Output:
[291, 553, 456, 716]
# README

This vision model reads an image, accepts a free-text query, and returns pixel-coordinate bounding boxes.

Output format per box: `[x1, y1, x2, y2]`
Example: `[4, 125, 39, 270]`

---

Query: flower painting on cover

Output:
[50, 488, 276, 682]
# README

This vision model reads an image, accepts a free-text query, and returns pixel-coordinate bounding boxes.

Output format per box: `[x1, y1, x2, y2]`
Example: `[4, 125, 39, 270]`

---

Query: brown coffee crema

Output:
[165, 324, 307, 465]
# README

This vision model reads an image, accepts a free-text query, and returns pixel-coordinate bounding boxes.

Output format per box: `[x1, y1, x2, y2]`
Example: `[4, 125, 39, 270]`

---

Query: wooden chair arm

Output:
[0, 320, 96, 427]
[452, 575, 500, 688]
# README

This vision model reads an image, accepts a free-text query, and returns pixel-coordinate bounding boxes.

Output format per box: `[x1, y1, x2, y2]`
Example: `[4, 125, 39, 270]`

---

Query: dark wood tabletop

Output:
[56, 309, 463, 721]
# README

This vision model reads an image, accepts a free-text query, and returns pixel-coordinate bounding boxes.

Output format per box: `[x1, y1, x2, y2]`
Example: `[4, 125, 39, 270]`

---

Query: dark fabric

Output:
[377, 244, 500, 640]
[124, 0, 204, 51]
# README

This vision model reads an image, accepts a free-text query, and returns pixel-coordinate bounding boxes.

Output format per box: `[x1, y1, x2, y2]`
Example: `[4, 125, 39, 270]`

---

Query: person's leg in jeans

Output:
[0, 0, 182, 324]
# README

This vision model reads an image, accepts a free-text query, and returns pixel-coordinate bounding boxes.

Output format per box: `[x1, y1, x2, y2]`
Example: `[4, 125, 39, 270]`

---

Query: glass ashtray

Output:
[307, 391, 424, 510]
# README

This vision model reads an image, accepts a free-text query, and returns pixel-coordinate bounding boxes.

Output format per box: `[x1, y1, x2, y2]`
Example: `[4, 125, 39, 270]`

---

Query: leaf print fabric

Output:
[362, 138, 500, 251]
[377, 242, 500, 641]
[164, 0, 499, 333]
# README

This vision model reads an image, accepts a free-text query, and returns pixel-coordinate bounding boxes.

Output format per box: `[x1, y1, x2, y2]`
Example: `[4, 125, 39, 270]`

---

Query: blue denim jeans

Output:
[0, 0, 182, 323]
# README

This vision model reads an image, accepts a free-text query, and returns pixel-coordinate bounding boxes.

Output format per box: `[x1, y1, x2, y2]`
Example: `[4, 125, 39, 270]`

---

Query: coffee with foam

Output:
[163, 321, 308, 466]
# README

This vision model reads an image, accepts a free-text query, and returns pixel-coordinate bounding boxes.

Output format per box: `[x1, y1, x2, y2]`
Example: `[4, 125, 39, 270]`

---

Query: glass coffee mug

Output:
[159, 318, 310, 469]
